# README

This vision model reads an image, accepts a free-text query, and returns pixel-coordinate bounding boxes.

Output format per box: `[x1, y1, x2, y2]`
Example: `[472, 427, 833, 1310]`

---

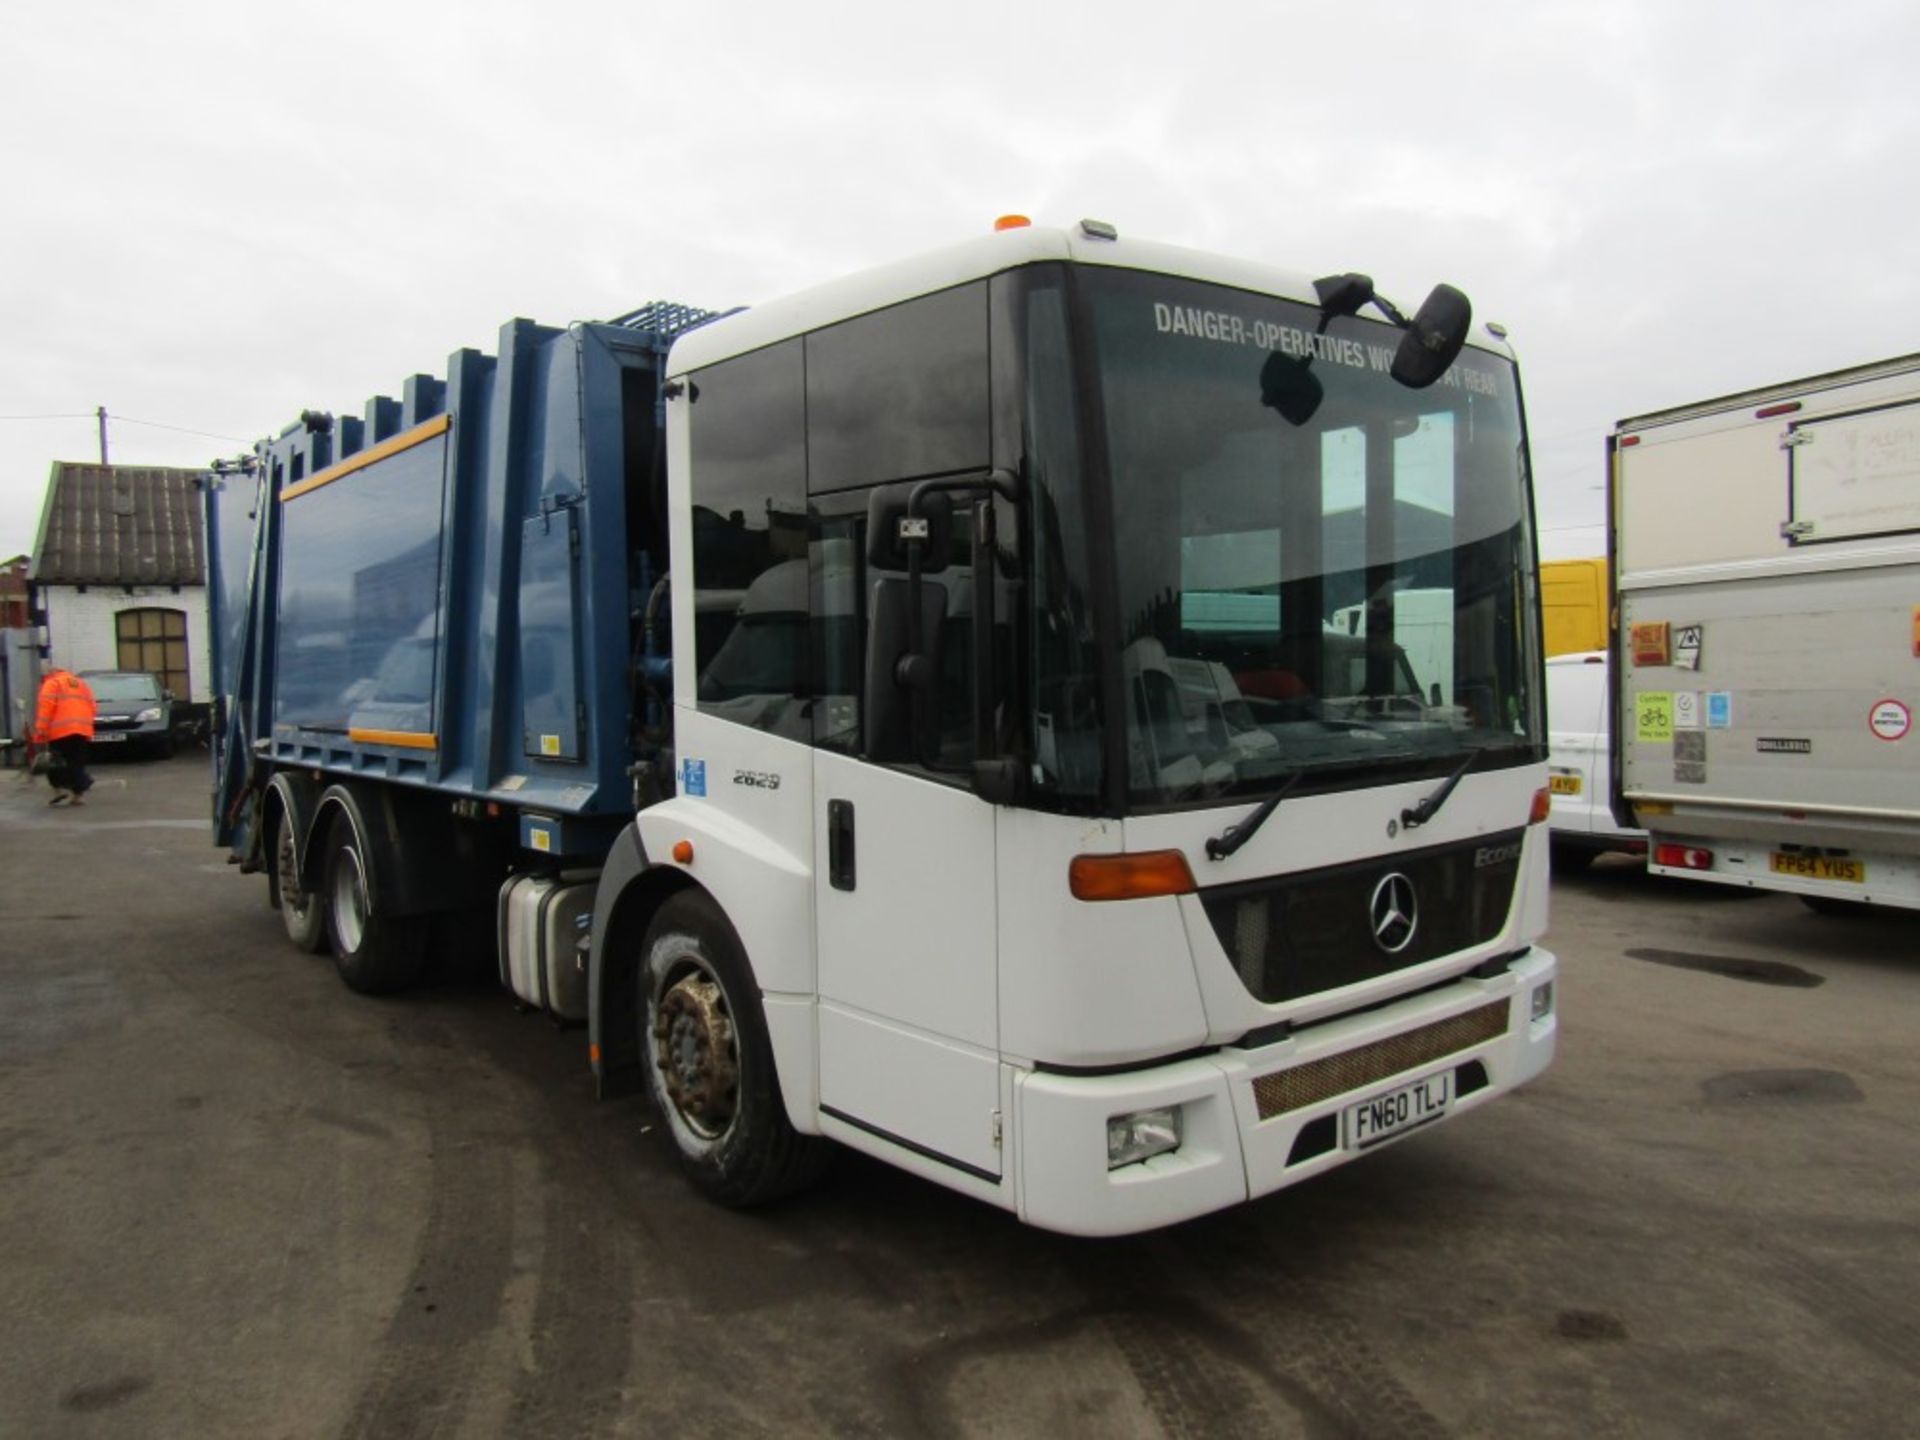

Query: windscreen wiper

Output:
[1206, 770, 1305, 862]
[1401, 749, 1481, 830]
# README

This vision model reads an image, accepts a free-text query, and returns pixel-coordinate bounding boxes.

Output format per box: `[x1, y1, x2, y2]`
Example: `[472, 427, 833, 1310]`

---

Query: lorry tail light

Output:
[1069, 850, 1196, 902]
[1529, 787, 1552, 825]
[1654, 843, 1714, 871]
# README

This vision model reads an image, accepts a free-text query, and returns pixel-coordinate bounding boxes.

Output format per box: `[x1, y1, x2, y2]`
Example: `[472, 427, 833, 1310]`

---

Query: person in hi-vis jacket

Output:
[34, 666, 96, 806]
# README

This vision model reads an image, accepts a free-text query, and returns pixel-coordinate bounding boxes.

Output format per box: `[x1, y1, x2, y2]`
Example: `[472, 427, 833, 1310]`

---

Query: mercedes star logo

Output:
[1369, 872, 1418, 954]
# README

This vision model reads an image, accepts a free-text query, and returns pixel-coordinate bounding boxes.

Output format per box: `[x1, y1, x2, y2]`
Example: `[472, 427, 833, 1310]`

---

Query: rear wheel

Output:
[639, 891, 826, 1206]
[273, 813, 327, 953]
[324, 815, 428, 994]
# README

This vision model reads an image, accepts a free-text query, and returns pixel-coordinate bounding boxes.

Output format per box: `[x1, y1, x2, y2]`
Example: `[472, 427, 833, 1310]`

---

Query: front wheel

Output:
[324, 815, 427, 994]
[273, 813, 328, 954]
[639, 891, 827, 1206]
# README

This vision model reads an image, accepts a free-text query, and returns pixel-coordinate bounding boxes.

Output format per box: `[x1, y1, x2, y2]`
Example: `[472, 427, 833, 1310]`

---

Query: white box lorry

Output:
[1609, 354, 1920, 911]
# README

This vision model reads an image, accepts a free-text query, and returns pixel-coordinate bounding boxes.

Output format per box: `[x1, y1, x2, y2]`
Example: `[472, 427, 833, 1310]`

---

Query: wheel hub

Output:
[653, 973, 738, 1139]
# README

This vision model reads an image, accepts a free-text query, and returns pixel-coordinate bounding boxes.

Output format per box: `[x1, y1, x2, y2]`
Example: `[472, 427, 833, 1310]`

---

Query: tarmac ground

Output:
[2, 752, 1916, 1438]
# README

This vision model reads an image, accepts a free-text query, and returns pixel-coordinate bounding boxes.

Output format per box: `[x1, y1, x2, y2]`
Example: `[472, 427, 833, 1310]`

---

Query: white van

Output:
[1546, 650, 1646, 869]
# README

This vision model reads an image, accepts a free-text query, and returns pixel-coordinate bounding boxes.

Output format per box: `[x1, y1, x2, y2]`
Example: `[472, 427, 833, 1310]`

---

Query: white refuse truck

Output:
[1609, 353, 1920, 911]
[211, 221, 1560, 1236]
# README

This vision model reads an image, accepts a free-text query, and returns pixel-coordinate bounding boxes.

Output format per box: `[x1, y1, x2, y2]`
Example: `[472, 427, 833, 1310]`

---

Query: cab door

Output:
[809, 504, 1004, 1183]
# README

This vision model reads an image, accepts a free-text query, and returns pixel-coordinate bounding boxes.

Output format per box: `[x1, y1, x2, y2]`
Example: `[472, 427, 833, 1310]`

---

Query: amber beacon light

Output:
[994, 214, 1032, 231]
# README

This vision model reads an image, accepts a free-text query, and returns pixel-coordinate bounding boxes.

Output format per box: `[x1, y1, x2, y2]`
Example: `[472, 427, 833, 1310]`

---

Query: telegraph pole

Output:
[96, 405, 109, 463]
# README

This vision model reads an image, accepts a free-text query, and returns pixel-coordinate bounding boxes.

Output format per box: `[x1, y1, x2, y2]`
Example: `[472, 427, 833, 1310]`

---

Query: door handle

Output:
[828, 799, 856, 891]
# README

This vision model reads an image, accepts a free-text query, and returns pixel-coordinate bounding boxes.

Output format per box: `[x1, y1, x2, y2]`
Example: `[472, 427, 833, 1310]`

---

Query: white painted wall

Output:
[40, 584, 212, 703]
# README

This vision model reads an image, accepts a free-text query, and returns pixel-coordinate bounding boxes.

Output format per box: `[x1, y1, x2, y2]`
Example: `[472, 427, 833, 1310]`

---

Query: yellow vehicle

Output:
[1539, 558, 1607, 657]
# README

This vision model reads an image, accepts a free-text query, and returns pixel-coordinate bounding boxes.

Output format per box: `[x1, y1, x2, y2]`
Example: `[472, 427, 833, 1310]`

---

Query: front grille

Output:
[1251, 999, 1511, 1121]
[1201, 829, 1525, 1003]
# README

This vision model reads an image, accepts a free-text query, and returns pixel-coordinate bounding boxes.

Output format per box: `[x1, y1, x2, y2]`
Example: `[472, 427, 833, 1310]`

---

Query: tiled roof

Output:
[29, 463, 207, 586]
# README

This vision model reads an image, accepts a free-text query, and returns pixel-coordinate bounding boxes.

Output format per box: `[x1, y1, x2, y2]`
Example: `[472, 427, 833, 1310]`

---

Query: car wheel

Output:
[324, 814, 427, 994]
[273, 812, 328, 954]
[639, 890, 827, 1206]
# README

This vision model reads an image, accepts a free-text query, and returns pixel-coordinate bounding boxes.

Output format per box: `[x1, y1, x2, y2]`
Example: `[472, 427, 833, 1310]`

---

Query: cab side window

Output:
[804, 284, 991, 774]
[688, 340, 810, 740]
[806, 284, 989, 494]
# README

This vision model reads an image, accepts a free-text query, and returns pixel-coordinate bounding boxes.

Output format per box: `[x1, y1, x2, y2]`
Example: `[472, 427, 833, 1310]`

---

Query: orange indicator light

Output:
[1068, 850, 1197, 902]
[671, 839, 694, 865]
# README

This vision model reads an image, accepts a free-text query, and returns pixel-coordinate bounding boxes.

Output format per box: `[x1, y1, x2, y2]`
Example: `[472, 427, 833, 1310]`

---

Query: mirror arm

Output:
[1367, 294, 1410, 329]
[905, 468, 1021, 520]
[891, 468, 1023, 773]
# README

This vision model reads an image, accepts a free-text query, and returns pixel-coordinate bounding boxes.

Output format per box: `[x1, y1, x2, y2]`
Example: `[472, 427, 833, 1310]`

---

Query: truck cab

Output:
[622, 224, 1558, 1232]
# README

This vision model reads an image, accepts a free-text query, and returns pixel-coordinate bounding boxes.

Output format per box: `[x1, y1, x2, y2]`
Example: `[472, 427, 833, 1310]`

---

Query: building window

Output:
[116, 607, 189, 696]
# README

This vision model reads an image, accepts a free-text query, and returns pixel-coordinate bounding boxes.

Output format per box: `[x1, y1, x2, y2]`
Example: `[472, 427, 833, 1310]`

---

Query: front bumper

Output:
[91, 720, 168, 746]
[1012, 948, 1557, 1236]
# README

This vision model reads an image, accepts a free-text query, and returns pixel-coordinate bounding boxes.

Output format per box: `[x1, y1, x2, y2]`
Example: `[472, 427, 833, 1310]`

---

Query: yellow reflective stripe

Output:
[346, 728, 438, 751]
[279, 413, 451, 502]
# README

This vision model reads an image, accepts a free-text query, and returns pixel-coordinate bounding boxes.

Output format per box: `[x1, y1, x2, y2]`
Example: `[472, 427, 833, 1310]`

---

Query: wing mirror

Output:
[1389, 283, 1472, 390]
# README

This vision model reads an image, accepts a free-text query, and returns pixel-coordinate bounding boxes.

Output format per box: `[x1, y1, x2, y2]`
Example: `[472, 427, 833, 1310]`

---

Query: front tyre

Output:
[273, 812, 328, 954]
[324, 815, 427, 994]
[639, 891, 826, 1206]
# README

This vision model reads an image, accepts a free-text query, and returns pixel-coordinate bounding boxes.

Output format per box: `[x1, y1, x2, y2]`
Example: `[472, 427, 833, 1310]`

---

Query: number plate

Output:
[1769, 853, 1864, 883]
[1343, 1071, 1453, 1150]
[93, 732, 127, 744]
[1549, 772, 1582, 795]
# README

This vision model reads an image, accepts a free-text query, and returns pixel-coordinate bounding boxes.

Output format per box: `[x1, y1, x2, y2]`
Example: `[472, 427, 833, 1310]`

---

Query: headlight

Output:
[1531, 980, 1555, 1022]
[135, 707, 163, 722]
[1106, 1106, 1182, 1170]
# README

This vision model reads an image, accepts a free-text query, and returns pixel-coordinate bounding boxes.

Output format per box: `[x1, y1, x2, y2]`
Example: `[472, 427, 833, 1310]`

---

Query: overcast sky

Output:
[4, 0, 1916, 563]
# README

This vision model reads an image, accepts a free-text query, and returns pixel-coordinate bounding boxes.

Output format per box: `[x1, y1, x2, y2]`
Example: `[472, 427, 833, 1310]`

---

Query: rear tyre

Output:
[639, 890, 827, 1206]
[273, 812, 328, 954]
[324, 815, 428, 994]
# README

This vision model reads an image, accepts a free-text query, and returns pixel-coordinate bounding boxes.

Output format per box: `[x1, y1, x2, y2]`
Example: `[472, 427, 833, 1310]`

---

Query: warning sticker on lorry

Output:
[1635, 692, 1674, 743]
[1869, 699, 1911, 742]
[1674, 730, 1706, 783]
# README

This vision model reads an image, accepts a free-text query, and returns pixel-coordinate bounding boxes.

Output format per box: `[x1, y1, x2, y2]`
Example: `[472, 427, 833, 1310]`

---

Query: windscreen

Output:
[1081, 268, 1541, 807]
[85, 673, 162, 703]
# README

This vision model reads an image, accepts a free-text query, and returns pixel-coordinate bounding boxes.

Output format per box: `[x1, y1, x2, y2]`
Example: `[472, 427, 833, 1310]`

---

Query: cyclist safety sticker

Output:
[1635, 692, 1673, 743]
[1869, 699, 1911, 742]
